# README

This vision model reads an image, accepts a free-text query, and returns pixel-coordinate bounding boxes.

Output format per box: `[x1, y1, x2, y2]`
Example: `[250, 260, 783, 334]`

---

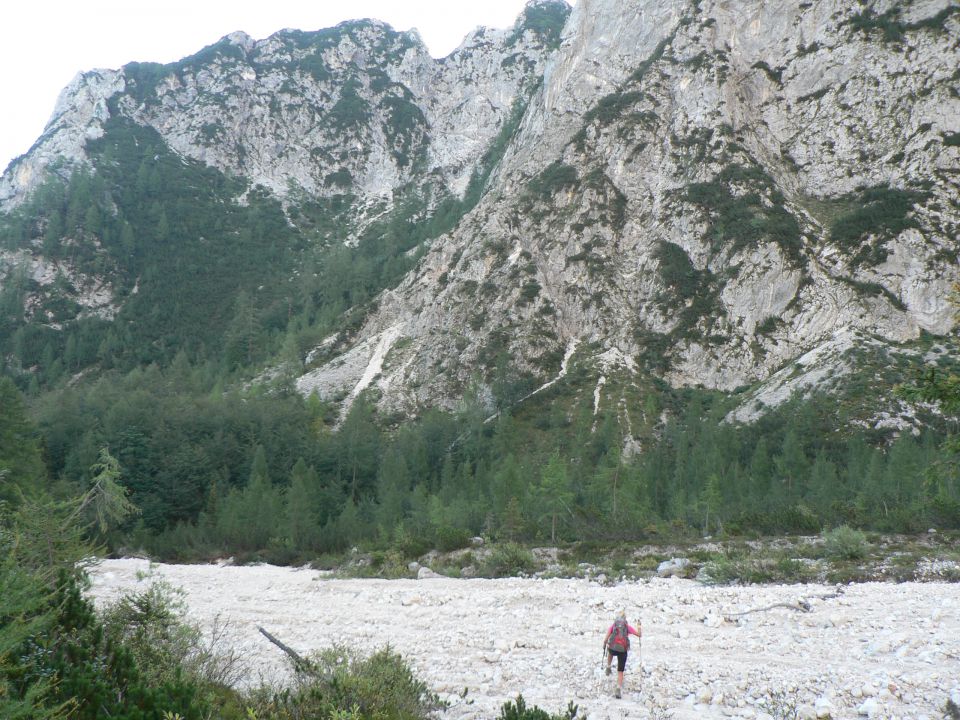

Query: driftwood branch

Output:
[258, 626, 311, 670]
[723, 587, 844, 620]
[725, 600, 812, 617]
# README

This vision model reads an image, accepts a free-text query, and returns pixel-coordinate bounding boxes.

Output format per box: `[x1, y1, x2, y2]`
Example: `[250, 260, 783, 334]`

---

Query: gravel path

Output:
[88, 559, 960, 720]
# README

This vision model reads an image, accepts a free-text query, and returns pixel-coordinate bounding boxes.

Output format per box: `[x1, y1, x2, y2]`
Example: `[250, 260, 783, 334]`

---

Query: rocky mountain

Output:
[296, 0, 960, 422]
[0, 1, 567, 340]
[1, 0, 958, 428]
[2, 5, 564, 210]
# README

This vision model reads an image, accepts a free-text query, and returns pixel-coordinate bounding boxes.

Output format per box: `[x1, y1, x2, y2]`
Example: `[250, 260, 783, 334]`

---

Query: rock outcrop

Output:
[297, 0, 960, 416]
[0, 1, 568, 330]
[1, 5, 566, 216]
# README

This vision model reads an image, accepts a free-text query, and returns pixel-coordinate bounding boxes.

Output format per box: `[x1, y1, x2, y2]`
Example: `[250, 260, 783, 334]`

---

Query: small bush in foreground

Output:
[498, 694, 580, 720]
[100, 578, 246, 692]
[945, 698, 960, 720]
[823, 525, 869, 560]
[247, 646, 442, 720]
[36, 571, 210, 720]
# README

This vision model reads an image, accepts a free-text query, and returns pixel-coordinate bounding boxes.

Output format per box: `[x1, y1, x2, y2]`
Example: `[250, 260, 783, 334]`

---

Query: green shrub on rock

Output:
[498, 694, 580, 720]
[482, 543, 537, 577]
[823, 525, 869, 560]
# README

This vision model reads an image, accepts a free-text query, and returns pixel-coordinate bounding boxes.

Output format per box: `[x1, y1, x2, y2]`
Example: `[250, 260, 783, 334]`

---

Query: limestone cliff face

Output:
[0, 69, 125, 207]
[296, 0, 960, 415]
[0, 1, 568, 320]
[1, 5, 564, 215]
[2, 0, 957, 420]
[115, 18, 559, 206]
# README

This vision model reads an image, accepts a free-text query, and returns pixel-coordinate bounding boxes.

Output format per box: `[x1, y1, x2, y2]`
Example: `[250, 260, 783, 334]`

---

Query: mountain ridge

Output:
[1, 1, 570, 210]
[0, 0, 958, 432]
[0, 1, 570, 371]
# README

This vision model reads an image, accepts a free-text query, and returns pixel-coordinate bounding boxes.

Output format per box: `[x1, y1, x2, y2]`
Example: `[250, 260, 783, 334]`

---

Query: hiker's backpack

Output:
[608, 618, 629, 652]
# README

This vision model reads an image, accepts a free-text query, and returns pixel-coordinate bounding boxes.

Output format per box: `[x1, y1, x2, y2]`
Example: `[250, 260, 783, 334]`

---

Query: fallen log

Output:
[723, 587, 844, 620]
[258, 625, 311, 671]
[724, 600, 812, 617]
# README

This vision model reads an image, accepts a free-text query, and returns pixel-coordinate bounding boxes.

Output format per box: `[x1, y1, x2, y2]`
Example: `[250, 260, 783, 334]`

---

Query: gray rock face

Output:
[0, 69, 125, 206]
[1, 10, 561, 217]
[119, 21, 554, 206]
[657, 558, 691, 578]
[299, 0, 960, 416]
[0, 2, 567, 329]
[2, 0, 958, 422]
[0, 246, 120, 323]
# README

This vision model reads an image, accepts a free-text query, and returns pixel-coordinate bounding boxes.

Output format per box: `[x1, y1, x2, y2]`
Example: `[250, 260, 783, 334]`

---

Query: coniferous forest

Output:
[2, 356, 959, 565]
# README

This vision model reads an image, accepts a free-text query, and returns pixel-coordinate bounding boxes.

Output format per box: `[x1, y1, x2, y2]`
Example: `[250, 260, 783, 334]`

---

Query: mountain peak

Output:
[223, 30, 255, 52]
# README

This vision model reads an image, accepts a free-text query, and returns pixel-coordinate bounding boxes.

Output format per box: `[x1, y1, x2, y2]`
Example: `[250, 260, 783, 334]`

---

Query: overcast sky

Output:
[1, 0, 572, 174]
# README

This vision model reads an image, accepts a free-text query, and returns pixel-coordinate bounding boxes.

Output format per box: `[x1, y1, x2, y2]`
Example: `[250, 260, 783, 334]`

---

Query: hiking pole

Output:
[637, 619, 643, 694]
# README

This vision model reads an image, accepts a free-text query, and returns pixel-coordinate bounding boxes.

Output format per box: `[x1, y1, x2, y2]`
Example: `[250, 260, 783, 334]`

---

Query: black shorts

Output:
[608, 649, 627, 672]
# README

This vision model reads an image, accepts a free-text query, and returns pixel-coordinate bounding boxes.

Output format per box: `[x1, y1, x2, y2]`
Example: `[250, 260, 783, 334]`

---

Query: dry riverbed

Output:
[88, 559, 959, 720]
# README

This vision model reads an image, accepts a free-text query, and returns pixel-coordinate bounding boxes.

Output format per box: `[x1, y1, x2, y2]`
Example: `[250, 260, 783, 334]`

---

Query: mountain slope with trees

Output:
[0, 0, 958, 564]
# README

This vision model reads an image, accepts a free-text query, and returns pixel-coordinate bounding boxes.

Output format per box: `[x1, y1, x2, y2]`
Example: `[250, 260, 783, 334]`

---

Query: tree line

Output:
[4, 361, 957, 567]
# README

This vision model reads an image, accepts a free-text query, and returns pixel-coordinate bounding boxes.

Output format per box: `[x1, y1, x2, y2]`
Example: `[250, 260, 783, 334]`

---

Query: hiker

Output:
[603, 611, 641, 698]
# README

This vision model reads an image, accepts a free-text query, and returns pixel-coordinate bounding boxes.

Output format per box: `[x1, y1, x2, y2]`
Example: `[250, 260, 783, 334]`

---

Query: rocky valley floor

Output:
[88, 559, 959, 720]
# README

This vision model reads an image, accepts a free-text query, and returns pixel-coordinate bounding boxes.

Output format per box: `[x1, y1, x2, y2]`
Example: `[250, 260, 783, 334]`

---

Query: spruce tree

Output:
[0, 377, 46, 504]
[287, 458, 321, 550]
[536, 451, 572, 543]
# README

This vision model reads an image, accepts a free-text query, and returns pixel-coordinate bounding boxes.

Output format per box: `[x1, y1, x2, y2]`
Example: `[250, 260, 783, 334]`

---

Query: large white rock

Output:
[857, 697, 879, 717]
[814, 697, 834, 718]
[658, 558, 691, 578]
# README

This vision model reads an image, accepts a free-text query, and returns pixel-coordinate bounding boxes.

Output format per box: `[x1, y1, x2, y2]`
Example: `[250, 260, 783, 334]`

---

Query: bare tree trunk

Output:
[258, 626, 310, 671]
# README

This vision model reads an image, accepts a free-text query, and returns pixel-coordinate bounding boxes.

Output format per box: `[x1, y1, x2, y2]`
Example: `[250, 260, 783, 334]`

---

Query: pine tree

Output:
[0, 377, 47, 504]
[807, 452, 839, 516]
[491, 454, 525, 518]
[774, 429, 809, 503]
[375, 449, 409, 537]
[501, 496, 525, 542]
[535, 451, 572, 543]
[699, 473, 723, 536]
[223, 291, 263, 368]
[1, 470, 204, 718]
[856, 449, 887, 519]
[76, 447, 139, 535]
[286, 458, 321, 550]
[246, 446, 282, 549]
[217, 445, 282, 551]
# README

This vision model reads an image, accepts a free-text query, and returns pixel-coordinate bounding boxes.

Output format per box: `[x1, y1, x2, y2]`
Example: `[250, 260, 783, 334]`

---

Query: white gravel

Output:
[88, 559, 960, 720]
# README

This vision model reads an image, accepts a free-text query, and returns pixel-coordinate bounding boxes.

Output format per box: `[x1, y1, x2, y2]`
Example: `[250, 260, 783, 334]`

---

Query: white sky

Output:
[0, 0, 571, 174]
